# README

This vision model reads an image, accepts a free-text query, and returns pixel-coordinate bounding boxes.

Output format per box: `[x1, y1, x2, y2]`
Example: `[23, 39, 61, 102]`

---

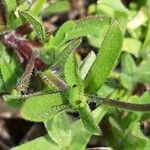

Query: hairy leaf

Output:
[85, 21, 123, 94]
[65, 16, 111, 41]
[55, 38, 82, 67]
[19, 10, 46, 43]
[78, 104, 100, 135]
[21, 93, 69, 122]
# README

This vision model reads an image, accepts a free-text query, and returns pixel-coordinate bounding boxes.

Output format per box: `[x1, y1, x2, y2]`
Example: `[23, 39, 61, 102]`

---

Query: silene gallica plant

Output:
[0, 0, 150, 149]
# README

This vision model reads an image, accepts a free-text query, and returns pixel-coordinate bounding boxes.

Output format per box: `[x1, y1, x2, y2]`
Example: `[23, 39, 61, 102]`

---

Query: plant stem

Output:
[88, 95, 150, 112]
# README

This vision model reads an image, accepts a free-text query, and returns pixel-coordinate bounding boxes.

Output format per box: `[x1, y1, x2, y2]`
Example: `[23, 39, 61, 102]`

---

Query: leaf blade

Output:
[85, 21, 123, 94]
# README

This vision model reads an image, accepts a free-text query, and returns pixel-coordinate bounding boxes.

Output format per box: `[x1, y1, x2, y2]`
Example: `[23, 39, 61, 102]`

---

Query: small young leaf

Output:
[122, 38, 142, 57]
[64, 53, 83, 89]
[134, 59, 150, 83]
[120, 53, 136, 90]
[65, 53, 100, 134]
[21, 93, 69, 122]
[85, 21, 123, 94]
[80, 51, 96, 80]
[42, 69, 67, 90]
[19, 10, 46, 43]
[121, 53, 137, 75]
[54, 38, 82, 67]
[64, 53, 84, 106]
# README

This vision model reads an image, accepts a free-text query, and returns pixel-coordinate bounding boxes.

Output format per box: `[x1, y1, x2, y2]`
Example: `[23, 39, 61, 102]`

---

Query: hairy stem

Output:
[88, 95, 150, 112]
[16, 53, 36, 92]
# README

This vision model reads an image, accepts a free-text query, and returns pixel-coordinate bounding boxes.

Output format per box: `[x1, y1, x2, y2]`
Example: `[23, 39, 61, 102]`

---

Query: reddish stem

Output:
[0, 24, 48, 71]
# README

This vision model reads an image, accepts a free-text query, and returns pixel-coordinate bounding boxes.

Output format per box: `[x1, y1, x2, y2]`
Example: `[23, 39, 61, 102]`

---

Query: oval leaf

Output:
[21, 93, 69, 122]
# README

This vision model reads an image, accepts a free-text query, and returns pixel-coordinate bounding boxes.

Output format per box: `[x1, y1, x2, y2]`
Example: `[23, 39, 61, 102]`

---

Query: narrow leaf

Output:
[80, 51, 96, 80]
[19, 10, 46, 43]
[85, 21, 123, 94]
[68, 106, 107, 149]
[54, 38, 82, 67]
[78, 104, 101, 135]
[64, 53, 82, 88]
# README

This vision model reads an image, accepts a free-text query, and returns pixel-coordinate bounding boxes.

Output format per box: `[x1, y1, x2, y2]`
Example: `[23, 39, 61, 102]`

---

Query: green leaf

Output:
[134, 59, 150, 83]
[85, 21, 123, 94]
[80, 51, 96, 80]
[54, 38, 82, 67]
[19, 10, 46, 43]
[64, 53, 84, 107]
[68, 106, 107, 150]
[65, 16, 111, 41]
[65, 53, 99, 134]
[87, 24, 110, 48]
[21, 93, 69, 122]
[44, 113, 72, 147]
[2, 0, 19, 27]
[122, 38, 142, 57]
[141, 4, 150, 56]
[120, 53, 137, 90]
[11, 135, 60, 150]
[41, 69, 67, 90]
[121, 53, 137, 75]
[53, 21, 76, 48]
[127, 7, 148, 30]
[97, 0, 129, 32]
[0, 75, 5, 93]
[2, 0, 16, 13]
[31, 0, 47, 16]
[64, 53, 82, 88]
[78, 104, 101, 135]
[41, 0, 70, 17]
[4, 93, 23, 108]
[0, 57, 17, 92]
[120, 73, 134, 91]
